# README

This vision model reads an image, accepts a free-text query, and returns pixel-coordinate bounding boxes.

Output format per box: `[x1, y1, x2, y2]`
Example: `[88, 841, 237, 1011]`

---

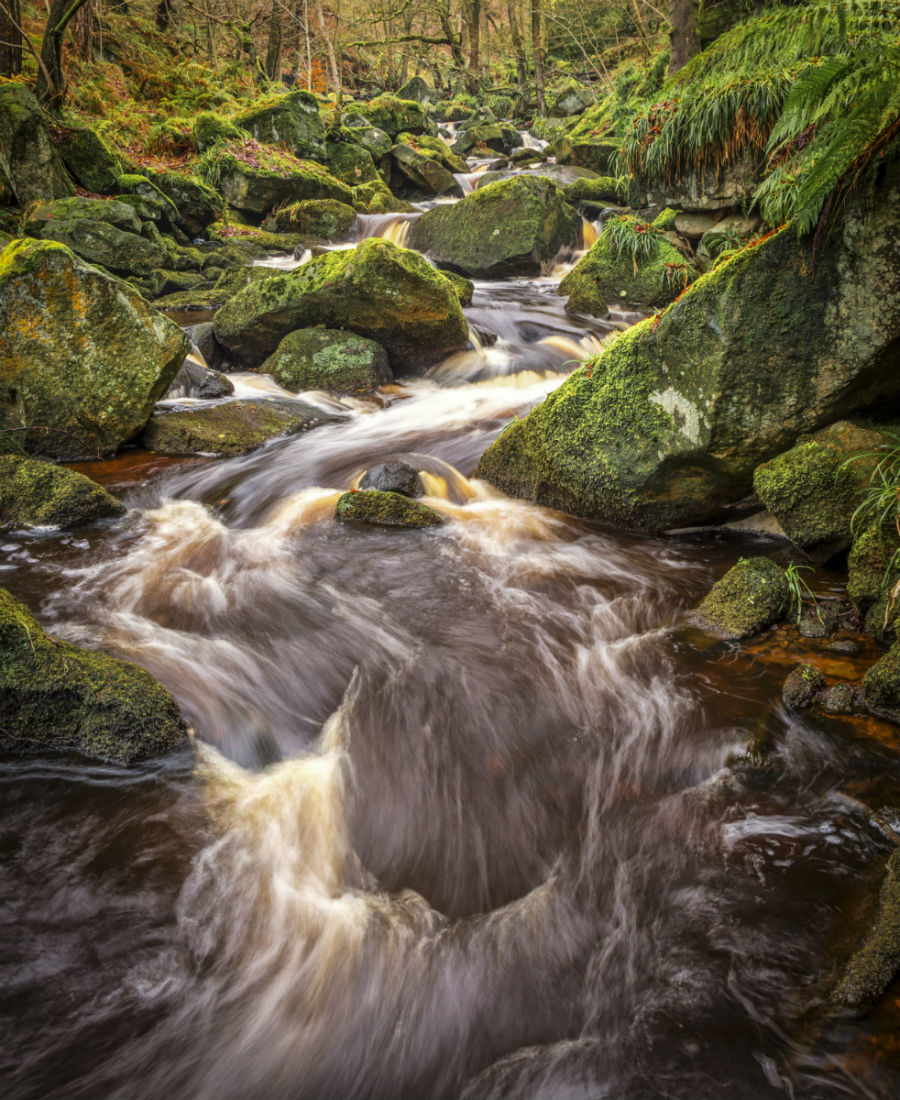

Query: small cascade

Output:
[520, 131, 549, 151]
[355, 212, 420, 246]
[581, 218, 599, 248]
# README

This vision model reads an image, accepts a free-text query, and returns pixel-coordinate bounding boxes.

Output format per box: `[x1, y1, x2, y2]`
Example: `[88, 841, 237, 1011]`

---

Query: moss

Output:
[862, 641, 900, 716]
[213, 237, 467, 372]
[848, 514, 900, 610]
[652, 207, 681, 231]
[235, 90, 325, 158]
[260, 328, 392, 394]
[0, 586, 186, 765]
[205, 221, 305, 254]
[562, 176, 626, 205]
[324, 140, 380, 185]
[442, 270, 474, 306]
[334, 490, 444, 529]
[0, 454, 124, 528]
[116, 173, 179, 219]
[0, 238, 189, 459]
[391, 143, 457, 196]
[558, 221, 690, 312]
[831, 850, 900, 1011]
[358, 95, 427, 138]
[782, 663, 826, 710]
[695, 557, 789, 640]
[396, 132, 467, 173]
[264, 199, 356, 239]
[141, 397, 338, 456]
[150, 173, 223, 238]
[410, 175, 578, 278]
[20, 196, 142, 238]
[192, 111, 241, 152]
[57, 125, 121, 194]
[0, 82, 73, 205]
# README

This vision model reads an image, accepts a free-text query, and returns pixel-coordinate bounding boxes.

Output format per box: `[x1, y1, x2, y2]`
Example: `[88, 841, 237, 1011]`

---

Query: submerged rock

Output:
[335, 489, 444, 529]
[0, 83, 73, 205]
[141, 397, 339, 456]
[0, 587, 187, 765]
[782, 664, 827, 711]
[261, 328, 391, 394]
[476, 167, 900, 530]
[0, 239, 189, 459]
[213, 238, 468, 372]
[0, 454, 125, 529]
[410, 176, 578, 278]
[695, 558, 788, 640]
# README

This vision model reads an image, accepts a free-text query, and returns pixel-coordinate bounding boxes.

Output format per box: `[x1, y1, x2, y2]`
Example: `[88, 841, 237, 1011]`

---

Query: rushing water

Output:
[2, 150, 898, 1100]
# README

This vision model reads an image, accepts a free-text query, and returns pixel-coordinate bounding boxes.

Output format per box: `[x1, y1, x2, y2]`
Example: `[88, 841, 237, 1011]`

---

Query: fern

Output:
[600, 215, 663, 273]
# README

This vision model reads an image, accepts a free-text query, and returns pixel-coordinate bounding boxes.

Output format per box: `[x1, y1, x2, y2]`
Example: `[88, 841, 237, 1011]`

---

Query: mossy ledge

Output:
[0, 587, 187, 765]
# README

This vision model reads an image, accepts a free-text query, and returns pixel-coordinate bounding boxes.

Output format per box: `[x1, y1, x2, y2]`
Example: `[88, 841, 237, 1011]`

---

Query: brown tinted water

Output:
[1, 263, 897, 1100]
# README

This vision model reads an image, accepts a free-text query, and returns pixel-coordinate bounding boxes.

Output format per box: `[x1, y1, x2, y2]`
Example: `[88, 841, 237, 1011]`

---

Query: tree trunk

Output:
[37, 0, 91, 109]
[530, 0, 545, 116]
[314, 0, 340, 104]
[72, 0, 93, 61]
[265, 10, 282, 81]
[668, 0, 700, 75]
[507, 0, 527, 110]
[0, 0, 23, 76]
[155, 0, 173, 32]
[436, 0, 465, 70]
[467, 0, 481, 72]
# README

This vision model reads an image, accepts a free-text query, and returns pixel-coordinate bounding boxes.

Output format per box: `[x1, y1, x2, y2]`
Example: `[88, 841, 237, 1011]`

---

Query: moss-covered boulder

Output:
[335, 489, 444, 528]
[396, 76, 432, 104]
[21, 195, 142, 238]
[163, 358, 234, 400]
[115, 173, 180, 221]
[476, 169, 900, 530]
[554, 138, 619, 175]
[848, 514, 900, 611]
[32, 213, 167, 275]
[0, 239, 189, 459]
[0, 454, 125, 529]
[830, 849, 900, 1011]
[549, 83, 594, 118]
[213, 238, 468, 372]
[141, 397, 339, 456]
[410, 176, 578, 278]
[558, 216, 692, 313]
[635, 149, 760, 213]
[862, 641, 900, 718]
[324, 139, 380, 185]
[192, 111, 241, 152]
[0, 83, 73, 205]
[443, 269, 474, 306]
[57, 125, 121, 194]
[395, 132, 467, 174]
[235, 90, 325, 159]
[0, 587, 186, 765]
[390, 143, 457, 196]
[264, 198, 357, 239]
[358, 95, 427, 139]
[151, 173, 224, 238]
[199, 139, 352, 215]
[204, 220, 305, 255]
[782, 664, 827, 710]
[154, 262, 280, 313]
[562, 176, 627, 205]
[753, 422, 896, 556]
[695, 557, 788, 640]
[344, 123, 393, 162]
[450, 121, 521, 156]
[261, 328, 391, 394]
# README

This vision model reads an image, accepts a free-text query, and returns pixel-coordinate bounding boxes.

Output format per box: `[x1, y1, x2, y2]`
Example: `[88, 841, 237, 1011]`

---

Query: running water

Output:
[1, 131, 897, 1100]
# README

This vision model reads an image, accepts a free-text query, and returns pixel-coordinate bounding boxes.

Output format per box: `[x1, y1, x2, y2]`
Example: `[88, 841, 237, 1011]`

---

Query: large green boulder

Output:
[396, 76, 432, 104]
[344, 123, 393, 162]
[847, 513, 900, 610]
[141, 396, 339, 456]
[357, 95, 427, 139]
[549, 82, 595, 118]
[554, 138, 618, 175]
[151, 172, 224, 237]
[476, 172, 900, 530]
[0, 587, 186, 764]
[753, 421, 897, 555]
[0, 454, 124, 528]
[558, 216, 691, 313]
[115, 174, 180, 224]
[263, 198, 357, 239]
[390, 143, 457, 196]
[450, 121, 520, 156]
[57, 125, 121, 194]
[396, 133, 467, 173]
[199, 140, 352, 215]
[21, 195, 142, 238]
[213, 238, 468, 372]
[261, 328, 391, 394]
[410, 175, 578, 278]
[33, 214, 167, 275]
[563, 177, 627, 205]
[0, 239, 189, 459]
[695, 557, 788, 640]
[192, 111, 241, 152]
[0, 83, 73, 205]
[235, 90, 325, 158]
[324, 139, 380, 185]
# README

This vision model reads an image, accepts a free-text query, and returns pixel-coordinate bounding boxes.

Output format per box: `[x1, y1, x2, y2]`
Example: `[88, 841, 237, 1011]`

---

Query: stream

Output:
[1, 145, 898, 1100]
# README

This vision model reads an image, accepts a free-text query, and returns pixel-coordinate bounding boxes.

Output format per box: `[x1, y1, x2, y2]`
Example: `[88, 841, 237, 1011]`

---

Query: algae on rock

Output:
[261, 328, 391, 394]
[0, 587, 186, 766]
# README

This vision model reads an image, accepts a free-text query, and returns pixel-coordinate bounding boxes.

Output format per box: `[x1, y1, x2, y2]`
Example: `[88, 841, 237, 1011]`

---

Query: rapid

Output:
[1, 150, 897, 1100]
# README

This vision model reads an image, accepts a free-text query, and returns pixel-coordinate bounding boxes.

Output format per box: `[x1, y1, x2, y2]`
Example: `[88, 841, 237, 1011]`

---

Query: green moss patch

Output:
[335, 490, 444, 529]
[695, 557, 789, 640]
[0, 455, 125, 529]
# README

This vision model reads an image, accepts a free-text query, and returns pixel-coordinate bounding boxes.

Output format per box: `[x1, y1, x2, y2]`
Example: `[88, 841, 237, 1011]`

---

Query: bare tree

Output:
[0, 0, 22, 76]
